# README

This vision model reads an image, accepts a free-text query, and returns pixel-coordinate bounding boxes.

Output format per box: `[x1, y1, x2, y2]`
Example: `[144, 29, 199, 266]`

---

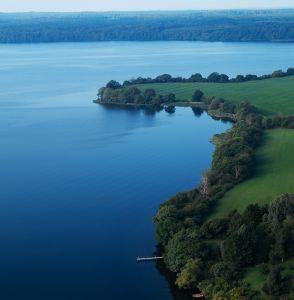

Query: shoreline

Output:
[94, 97, 294, 298]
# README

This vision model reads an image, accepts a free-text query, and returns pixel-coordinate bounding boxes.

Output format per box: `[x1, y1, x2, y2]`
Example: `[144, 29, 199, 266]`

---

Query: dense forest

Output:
[1, 10, 294, 43]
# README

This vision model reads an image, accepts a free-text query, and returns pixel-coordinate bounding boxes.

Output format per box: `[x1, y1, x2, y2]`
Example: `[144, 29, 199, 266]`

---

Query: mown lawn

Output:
[210, 129, 294, 218]
[136, 76, 294, 116]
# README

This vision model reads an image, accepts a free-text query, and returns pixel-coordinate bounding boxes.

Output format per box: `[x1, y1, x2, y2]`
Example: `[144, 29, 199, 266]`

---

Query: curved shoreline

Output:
[94, 93, 294, 299]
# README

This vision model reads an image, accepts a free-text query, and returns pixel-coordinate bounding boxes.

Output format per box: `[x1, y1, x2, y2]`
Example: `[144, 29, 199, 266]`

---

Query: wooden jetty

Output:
[136, 256, 164, 262]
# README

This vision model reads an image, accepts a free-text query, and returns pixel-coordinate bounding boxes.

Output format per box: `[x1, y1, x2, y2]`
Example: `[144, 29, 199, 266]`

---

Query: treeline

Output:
[97, 84, 177, 108]
[97, 66, 294, 106]
[98, 80, 294, 131]
[1, 10, 294, 43]
[115, 67, 294, 87]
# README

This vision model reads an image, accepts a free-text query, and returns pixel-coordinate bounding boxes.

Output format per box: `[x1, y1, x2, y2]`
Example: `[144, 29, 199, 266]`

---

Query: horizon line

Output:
[1, 7, 294, 14]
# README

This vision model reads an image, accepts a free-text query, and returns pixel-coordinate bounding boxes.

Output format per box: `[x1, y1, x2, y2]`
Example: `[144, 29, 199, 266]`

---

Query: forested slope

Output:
[1, 10, 294, 43]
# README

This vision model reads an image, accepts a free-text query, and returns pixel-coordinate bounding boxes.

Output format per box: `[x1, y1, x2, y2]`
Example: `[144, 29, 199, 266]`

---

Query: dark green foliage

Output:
[221, 223, 258, 266]
[176, 259, 204, 289]
[198, 279, 262, 300]
[259, 263, 270, 275]
[99, 68, 294, 89]
[97, 85, 178, 107]
[207, 72, 230, 83]
[165, 229, 206, 272]
[211, 120, 262, 188]
[192, 89, 204, 102]
[189, 73, 203, 82]
[165, 93, 176, 103]
[143, 88, 156, 103]
[3, 10, 294, 43]
[287, 67, 294, 75]
[200, 218, 228, 239]
[210, 261, 239, 281]
[267, 194, 294, 263]
[262, 267, 294, 298]
[155, 74, 173, 83]
[105, 80, 121, 89]
[156, 191, 294, 297]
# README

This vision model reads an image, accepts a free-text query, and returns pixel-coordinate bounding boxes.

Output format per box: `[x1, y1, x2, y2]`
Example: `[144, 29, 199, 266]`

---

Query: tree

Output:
[155, 74, 173, 82]
[207, 72, 221, 82]
[165, 229, 205, 272]
[143, 88, 156, 103]
[268, 194, 294, 223]
[272, 70, 286, 78]
[221, 224, 257, 267]
[209, 98, 222, 110]
[201, 218, 228, 239]
[176, 259, 203, 289]
[97, 87, 105, 100]
[211, 262, 240, 282]
[189, 73, 203, 82]
[287, 67, 294, 76]
[192, 89, 204, 102]
[235, 75, 245, 82]
[220, 74, 229, 83]
[123, 87, 141, 103]
[165, 93, 176, 103]
[262, 267, 283, 296]
[106, 80, 121, 89]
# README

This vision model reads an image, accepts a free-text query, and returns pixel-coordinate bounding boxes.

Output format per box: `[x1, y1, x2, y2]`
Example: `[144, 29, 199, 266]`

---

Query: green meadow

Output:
[136, 76, 294, 116]
[210, 129, 294, 218]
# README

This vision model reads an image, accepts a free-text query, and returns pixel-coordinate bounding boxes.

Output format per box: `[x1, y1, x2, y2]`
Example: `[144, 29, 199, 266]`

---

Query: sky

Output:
[1, 0, 294, 12]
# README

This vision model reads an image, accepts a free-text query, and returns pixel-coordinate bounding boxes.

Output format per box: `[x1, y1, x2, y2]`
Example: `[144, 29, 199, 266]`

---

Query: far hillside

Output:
[1, 9, 294, 43]
[136, 76, 294, 116]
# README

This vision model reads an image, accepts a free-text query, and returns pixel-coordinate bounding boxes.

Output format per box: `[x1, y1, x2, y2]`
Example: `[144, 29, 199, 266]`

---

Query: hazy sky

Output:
[1, 0, 294, 12]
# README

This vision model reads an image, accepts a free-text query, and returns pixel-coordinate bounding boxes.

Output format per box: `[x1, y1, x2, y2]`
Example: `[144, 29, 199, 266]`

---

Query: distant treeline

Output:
[1, 10, 294, 43]
[97, 67, 294, 108]
[120, 67, 294, 86]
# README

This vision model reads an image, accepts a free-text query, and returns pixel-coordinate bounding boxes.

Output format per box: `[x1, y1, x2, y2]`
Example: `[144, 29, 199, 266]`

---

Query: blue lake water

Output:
[1, 41, 294, 299]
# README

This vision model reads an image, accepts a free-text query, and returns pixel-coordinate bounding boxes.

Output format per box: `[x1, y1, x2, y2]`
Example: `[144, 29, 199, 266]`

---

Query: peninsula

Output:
[96, 68, 294, 299]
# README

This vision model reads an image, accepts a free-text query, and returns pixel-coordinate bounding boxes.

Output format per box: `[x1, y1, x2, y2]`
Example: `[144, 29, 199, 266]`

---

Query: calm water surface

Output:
[1, 42, 294, 299]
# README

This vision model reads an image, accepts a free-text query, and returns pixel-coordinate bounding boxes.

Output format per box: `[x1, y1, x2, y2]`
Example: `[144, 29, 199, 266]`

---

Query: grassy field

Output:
[136, 76, 294, 116]
[210, 129, 294, 218]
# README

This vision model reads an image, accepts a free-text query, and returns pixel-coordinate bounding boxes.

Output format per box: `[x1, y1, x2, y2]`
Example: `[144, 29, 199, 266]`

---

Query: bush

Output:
[192, 89, 204, 102]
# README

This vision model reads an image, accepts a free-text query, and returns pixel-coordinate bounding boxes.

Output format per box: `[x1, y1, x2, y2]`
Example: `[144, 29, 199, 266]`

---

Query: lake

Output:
[0, 41, 294, 300]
